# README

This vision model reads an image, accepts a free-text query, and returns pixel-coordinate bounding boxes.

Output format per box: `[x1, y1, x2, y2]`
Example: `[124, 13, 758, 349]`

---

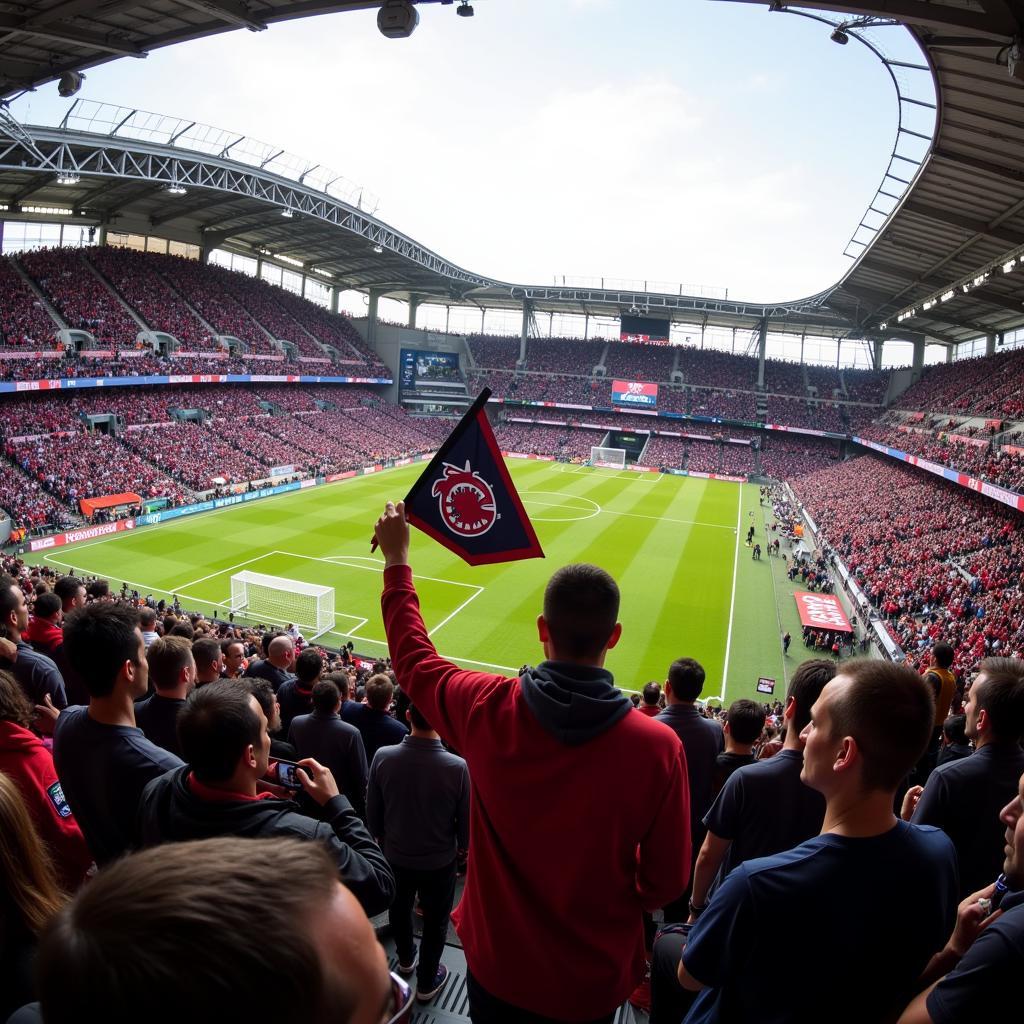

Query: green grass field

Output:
[25, 461, 828, 704]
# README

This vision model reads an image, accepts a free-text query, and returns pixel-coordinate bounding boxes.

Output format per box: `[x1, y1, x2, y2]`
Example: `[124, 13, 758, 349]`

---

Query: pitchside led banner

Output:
[612, 380, 658, 408]
[403, 388, 545, 566]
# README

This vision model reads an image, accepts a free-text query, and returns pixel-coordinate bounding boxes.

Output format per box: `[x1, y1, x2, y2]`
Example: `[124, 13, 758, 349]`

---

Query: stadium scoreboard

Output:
[620, 313, 671, 344]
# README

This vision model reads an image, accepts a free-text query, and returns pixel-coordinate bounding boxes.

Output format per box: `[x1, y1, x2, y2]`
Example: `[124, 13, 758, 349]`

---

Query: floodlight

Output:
[830, 27, 849, 44]
[378, 0, 418, 38]
[372, 244, 384, 254]
[56, 173, 80, 185]
[280, 208, 294, 219]
[57, 71, 85, 97]
[165, 185, 187, 195]
[457, 1, 474, 16]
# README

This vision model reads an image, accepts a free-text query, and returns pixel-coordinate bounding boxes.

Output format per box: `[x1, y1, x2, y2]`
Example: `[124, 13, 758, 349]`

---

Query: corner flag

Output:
[403, 388, 544, 566]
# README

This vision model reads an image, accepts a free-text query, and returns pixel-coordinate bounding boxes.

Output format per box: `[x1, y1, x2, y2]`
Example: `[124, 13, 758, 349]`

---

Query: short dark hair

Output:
[942, 714, 967, 745]
[63, 603, 142, 699]
[641, 682, 661, 706]
[170, 621, 195, 640]
[147, 636, 194, 692]
[667, 658, 706, 702]
[0, 669, 34, 728]
[177, 682, 261, 783]
[932, 642, 955, 669]
[974, 658, 1024, 743]
[365, 673, 393, 711]
[139, 607, 157, 630]
[324, 671, 350, 700]
[295, 649, 323, 686]
[725, 699, 766, 745]
[241, 677, 275, 724]
[407, 703, 430, 731]
[34, 591, 62, 621]
[0, 575, 21, 627]
[312, 679, 340, 714]
[543, 564, 619, 660]
[828, 660, 935, 791]
[53, 576, 84, 608]
[787, 658, 836, 733]
[36, 837, 346, 1024]
[191, 637, 221, 673]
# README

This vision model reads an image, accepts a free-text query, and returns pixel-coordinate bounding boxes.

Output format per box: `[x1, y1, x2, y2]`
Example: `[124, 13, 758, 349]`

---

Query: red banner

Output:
[986, 419, 1003, 431]
[794, 591, 852, 633]
[29, 518, 135, 552]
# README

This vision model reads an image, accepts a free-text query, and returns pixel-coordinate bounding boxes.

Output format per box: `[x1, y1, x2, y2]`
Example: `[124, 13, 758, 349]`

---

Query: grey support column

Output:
[330, 286, 340, 314]
[872, 339, 883, 371]
[912, 337, 925, 377]
[520, 300, 531, 364]
[757, 318, 768, 388]
[986, 332, 997, 357]
[367, 288, 381, 348]
[408, 293, 420, 329]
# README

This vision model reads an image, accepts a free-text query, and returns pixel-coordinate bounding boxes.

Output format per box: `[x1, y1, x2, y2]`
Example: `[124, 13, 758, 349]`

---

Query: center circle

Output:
[519, 490, 602, 523]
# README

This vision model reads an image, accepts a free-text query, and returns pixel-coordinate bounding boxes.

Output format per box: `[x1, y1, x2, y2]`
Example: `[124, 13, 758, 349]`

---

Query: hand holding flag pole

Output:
[369, 388, 544, 566]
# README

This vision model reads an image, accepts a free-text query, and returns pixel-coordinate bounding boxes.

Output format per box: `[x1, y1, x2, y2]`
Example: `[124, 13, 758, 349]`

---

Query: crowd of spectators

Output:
[87, 248, 212, 350]
[758, 435, 842, 480]
[7, 433, 187, 508]
[859, 424, 1024, 494]
[843, 366, 890, 403]
[793, 453, 1024, 678]
[468, 334, 520, 369]
[763, 358, 807, 397]
[899, 347, 1024, 418]
[0, 258, 59, 349]
[18, 248, 140, 346]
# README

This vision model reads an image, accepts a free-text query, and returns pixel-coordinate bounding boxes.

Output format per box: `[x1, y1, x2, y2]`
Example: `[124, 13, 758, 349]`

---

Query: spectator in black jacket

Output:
[278, 648, 321, 737]
[289, 679, 369, 819]
[346, 673, 409, 763]
[936, 714, 972, 766]
[0, 575, 66, 710]
[243, 631, 295, 693]
[136, 681, 394, 917]
[134, 636, 195, 757]
[52, 602, 182, 865]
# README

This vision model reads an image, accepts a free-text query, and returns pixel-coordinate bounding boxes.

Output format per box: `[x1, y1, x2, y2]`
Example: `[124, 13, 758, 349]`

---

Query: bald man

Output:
[244, 633, 296, 693]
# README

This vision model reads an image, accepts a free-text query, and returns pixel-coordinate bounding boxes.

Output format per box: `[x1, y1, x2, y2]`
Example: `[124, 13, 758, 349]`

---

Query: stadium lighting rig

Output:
[379, 0, 474, 39]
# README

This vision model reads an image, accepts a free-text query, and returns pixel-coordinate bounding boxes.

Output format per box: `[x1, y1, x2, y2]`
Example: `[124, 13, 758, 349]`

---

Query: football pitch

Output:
[25, 461, 828, 704]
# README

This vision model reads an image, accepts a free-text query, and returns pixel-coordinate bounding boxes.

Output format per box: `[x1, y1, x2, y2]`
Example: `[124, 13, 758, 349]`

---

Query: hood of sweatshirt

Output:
[0, 718, 41, 754]
[23, 617, 62, 650]
[518, 660, 632, 746]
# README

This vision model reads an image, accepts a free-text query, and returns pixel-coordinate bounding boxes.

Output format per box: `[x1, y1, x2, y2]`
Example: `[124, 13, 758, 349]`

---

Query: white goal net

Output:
[229, 570, 335, 641]
[590, 446, 627, 469]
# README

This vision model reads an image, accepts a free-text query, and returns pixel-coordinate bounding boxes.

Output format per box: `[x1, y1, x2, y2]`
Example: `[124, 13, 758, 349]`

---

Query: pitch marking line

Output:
[715, 484, 744, 704]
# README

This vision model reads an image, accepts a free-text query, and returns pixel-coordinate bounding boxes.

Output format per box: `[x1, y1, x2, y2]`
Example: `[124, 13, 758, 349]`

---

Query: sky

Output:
[10, 0, 931, 304]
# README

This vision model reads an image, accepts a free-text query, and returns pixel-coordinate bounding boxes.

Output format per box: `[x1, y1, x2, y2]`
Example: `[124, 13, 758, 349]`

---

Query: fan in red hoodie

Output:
[0, 670, 92, 890]
[23, 591, 64, 658]
[374, 501, 691, 1023]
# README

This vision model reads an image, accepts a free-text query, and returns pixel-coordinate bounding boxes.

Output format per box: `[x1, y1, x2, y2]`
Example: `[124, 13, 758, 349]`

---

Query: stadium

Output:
[2, 2, 1024, 1022]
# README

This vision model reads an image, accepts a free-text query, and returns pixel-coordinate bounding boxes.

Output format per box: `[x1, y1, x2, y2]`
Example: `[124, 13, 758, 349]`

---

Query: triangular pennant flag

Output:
[403, 388, 544, 566]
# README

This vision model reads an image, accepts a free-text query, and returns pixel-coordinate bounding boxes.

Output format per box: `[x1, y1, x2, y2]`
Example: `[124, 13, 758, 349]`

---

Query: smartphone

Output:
[274, 760, 307, 790]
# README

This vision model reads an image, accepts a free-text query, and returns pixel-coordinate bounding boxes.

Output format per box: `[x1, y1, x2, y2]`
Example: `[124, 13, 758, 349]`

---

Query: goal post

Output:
[229, 570, 335, 641]
[590, 446, 627, 469]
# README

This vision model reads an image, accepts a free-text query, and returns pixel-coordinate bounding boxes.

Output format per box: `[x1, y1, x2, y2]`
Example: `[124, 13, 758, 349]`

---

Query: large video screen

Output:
[620, 314, 671, 344]
[400, 349, 461, 391]
[612, 380, 658, 408]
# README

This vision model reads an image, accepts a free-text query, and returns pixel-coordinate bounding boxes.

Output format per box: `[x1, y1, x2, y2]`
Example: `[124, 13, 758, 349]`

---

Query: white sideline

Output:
[716, 483, 744, 704]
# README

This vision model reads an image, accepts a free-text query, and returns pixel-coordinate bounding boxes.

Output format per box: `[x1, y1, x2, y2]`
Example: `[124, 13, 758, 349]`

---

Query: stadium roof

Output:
[0, 1, 459, 99]
[736, 1, 1024, 346]
[3, 1, 1024, 348]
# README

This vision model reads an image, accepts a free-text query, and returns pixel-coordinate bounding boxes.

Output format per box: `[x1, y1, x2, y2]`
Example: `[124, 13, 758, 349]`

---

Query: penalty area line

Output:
[715, 484, 744, 704]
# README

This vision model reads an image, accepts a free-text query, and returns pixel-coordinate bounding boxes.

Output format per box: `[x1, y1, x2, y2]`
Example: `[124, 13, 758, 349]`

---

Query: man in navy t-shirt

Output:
[906, 658, 1024, 899]
[896, 767, 1024, 1023]
[53, 603, 183, 865]
[672, 660, 958, 1024]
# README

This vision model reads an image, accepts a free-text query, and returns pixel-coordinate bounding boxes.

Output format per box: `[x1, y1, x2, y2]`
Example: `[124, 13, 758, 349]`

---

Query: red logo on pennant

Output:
[432, 461, 498, 537]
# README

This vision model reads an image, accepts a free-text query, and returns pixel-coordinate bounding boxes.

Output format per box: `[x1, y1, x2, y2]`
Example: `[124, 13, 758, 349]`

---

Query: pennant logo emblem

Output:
[431, 460, 499, 537]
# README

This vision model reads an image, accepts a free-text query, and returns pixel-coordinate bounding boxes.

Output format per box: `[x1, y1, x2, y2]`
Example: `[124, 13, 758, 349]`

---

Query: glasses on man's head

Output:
[384, 971, 412, 1024]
